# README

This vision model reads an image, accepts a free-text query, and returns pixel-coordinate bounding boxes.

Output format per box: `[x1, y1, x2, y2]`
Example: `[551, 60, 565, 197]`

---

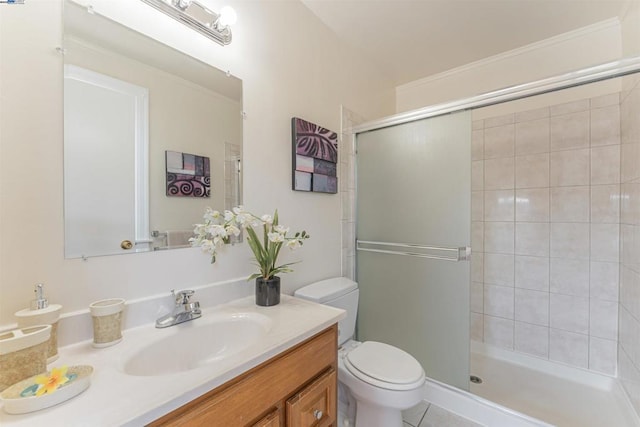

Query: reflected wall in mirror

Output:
[63, 0, 243, 259]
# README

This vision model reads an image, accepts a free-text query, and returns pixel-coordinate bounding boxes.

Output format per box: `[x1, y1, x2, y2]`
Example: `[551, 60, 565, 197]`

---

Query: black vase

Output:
[255, 276, 280, 306]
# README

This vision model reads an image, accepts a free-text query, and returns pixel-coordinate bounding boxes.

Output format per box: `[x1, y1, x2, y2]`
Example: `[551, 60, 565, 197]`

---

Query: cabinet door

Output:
[286, 369, 336, 427]
[253, 409, 281, 427]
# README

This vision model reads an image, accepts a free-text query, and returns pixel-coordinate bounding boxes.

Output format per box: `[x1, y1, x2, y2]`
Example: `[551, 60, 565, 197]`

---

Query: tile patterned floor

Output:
[403, 400, 483, 427]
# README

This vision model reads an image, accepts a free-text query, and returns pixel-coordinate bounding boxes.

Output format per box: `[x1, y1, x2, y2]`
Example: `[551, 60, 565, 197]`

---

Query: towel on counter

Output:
[166, 230, 194, 248]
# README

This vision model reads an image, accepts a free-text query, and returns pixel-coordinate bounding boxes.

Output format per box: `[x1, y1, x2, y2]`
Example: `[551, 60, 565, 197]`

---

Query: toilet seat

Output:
[343, 341, 425, 391]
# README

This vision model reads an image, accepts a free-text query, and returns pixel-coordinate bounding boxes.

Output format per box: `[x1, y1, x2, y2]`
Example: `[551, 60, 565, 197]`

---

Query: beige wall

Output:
[396, 19, 623, 113]
[622, 0, 640, 57]
[0, 0, 395, 325]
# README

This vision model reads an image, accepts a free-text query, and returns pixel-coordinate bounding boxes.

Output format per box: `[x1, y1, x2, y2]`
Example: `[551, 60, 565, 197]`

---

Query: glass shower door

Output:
[355, 110, 471, 390]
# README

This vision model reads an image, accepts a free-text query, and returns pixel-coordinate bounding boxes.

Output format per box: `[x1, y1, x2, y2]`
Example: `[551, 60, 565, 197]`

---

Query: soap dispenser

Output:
[14, 284, 62, 363]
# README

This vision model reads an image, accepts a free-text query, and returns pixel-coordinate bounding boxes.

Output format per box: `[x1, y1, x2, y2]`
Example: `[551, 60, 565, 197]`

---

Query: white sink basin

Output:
[121, 312, 273, 376]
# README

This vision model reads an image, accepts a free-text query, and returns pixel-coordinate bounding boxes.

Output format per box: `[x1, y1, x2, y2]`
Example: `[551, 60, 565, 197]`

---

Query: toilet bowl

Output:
[338, 340, 425, 427]
[294, 278, 426, 427]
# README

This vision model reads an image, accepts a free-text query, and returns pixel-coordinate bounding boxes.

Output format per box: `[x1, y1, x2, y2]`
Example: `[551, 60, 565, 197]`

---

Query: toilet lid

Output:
[345, 341, 425, 389]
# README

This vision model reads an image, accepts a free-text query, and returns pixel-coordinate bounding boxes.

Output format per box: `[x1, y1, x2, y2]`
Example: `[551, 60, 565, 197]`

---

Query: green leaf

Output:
[271, 261, 299, 276]
[245, 227, 267, 272]
[262, 222, 269, 254]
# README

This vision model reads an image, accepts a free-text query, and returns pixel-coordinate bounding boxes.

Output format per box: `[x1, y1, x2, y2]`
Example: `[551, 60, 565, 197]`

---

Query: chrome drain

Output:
[470, 375, 483, 384]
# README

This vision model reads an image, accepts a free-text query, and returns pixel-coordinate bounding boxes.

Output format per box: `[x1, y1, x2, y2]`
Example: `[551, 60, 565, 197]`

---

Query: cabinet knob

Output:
[313, 409, 323, 420]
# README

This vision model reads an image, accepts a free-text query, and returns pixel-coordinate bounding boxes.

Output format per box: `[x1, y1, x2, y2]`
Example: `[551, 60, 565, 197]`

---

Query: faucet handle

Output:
[175, 289, 195, 305]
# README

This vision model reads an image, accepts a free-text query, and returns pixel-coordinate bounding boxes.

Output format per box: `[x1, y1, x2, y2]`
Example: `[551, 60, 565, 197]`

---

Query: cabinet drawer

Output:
[286, 369, 336, 427]
[252, 409, 281, 427]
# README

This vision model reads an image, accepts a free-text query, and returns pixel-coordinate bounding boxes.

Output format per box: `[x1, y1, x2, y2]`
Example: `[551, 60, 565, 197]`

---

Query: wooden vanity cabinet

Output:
[149, 324, 338, 427]
[253, 409, 281, 427]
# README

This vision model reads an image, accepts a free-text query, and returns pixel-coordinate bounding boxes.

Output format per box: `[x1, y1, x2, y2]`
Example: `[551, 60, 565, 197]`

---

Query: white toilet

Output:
[294, 277, 425, 427]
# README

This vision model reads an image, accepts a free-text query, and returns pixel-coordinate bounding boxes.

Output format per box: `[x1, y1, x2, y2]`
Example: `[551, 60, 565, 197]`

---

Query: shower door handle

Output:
[356, 240, 471, 262]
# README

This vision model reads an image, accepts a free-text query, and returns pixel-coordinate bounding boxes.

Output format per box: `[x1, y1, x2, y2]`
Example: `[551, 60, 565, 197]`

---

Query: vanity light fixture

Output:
[140, 0, 236, 46]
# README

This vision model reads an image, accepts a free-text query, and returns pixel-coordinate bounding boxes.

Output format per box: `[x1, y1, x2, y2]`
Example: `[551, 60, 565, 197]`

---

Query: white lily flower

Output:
[200, 239, 215, 254]
[268, 232, 285, 243]
[286, 239, 301, 250]
[192, 206, 309, 279]
[204, 224, 222, 237]
[274, 225, 289, 234]
[226, 224, 241, 236]
[217, 224, 229, 237]
[203, 208, 219, 221]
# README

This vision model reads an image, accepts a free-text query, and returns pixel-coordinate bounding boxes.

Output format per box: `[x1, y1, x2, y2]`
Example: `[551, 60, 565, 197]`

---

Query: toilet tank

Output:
[294, 277, 359, 346]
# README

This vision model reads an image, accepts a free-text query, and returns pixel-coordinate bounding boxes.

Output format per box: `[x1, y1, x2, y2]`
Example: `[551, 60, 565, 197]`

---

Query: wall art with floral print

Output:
[291, 117, 338, 193]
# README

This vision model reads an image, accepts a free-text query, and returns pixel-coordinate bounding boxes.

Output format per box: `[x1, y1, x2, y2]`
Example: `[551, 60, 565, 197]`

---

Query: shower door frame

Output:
[353, 56, 640, 135]
[350, 55, 640, 393]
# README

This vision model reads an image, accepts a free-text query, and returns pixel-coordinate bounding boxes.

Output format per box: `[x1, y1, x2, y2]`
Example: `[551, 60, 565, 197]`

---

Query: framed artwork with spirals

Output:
[165, 150, 210, 197]
[291, 117, 338, 194]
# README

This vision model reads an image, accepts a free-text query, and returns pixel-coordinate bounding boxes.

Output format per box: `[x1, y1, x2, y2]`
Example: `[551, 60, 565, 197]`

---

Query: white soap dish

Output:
[0, 365, 93, 414]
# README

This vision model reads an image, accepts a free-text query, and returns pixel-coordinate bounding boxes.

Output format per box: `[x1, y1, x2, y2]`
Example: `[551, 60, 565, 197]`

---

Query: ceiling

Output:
[301, 0, 631, 86]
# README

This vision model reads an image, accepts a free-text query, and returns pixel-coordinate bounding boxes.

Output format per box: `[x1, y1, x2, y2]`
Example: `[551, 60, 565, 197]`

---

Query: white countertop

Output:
[0, 295, 345, 426]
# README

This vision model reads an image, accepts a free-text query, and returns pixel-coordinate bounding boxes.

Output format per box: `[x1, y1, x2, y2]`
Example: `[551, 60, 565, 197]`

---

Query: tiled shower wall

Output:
[619, 75, 640, 412]
[470, 94, 621, 375]
[340, 106, 364, 280]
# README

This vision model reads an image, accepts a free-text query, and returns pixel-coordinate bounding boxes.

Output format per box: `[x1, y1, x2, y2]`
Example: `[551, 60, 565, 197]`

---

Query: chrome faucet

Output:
[155, 289, 202, 328]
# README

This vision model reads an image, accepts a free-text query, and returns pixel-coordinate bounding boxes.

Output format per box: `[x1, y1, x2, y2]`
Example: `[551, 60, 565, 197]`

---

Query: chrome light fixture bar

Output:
[140, 0, 235, 46]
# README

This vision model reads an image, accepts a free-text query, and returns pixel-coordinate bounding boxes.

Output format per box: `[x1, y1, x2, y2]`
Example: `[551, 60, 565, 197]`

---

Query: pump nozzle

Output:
[30, 283, 49, 310]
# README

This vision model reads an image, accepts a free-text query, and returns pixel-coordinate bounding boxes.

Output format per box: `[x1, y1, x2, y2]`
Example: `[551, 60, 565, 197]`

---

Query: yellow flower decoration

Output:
[35, 366, 69, 396]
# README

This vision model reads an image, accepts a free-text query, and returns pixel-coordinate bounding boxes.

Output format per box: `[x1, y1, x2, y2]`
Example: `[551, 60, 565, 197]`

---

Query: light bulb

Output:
[174, 0, 191, 11]
[217, 6, 237, 28]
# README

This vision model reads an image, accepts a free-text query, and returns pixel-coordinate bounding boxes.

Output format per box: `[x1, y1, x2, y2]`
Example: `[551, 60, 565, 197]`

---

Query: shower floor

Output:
[470, 346, 639, 427]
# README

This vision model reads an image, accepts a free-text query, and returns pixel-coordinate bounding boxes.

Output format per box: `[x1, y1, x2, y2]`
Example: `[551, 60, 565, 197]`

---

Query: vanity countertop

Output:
[0, 295, 345, 427]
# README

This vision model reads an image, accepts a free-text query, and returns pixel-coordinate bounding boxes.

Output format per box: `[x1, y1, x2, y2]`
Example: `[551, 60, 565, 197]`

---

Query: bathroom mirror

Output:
[63, 0, 243, 259]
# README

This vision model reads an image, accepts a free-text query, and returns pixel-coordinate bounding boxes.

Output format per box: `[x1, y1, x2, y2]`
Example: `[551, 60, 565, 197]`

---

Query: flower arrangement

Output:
[190, 206, 310, 280]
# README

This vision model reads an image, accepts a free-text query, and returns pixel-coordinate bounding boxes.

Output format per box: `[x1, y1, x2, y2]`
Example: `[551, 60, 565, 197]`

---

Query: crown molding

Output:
[398, 18, 621, 92]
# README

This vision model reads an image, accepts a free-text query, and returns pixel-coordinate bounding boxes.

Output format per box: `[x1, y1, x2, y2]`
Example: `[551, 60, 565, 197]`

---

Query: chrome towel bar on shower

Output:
[356, 240, 471, 262]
